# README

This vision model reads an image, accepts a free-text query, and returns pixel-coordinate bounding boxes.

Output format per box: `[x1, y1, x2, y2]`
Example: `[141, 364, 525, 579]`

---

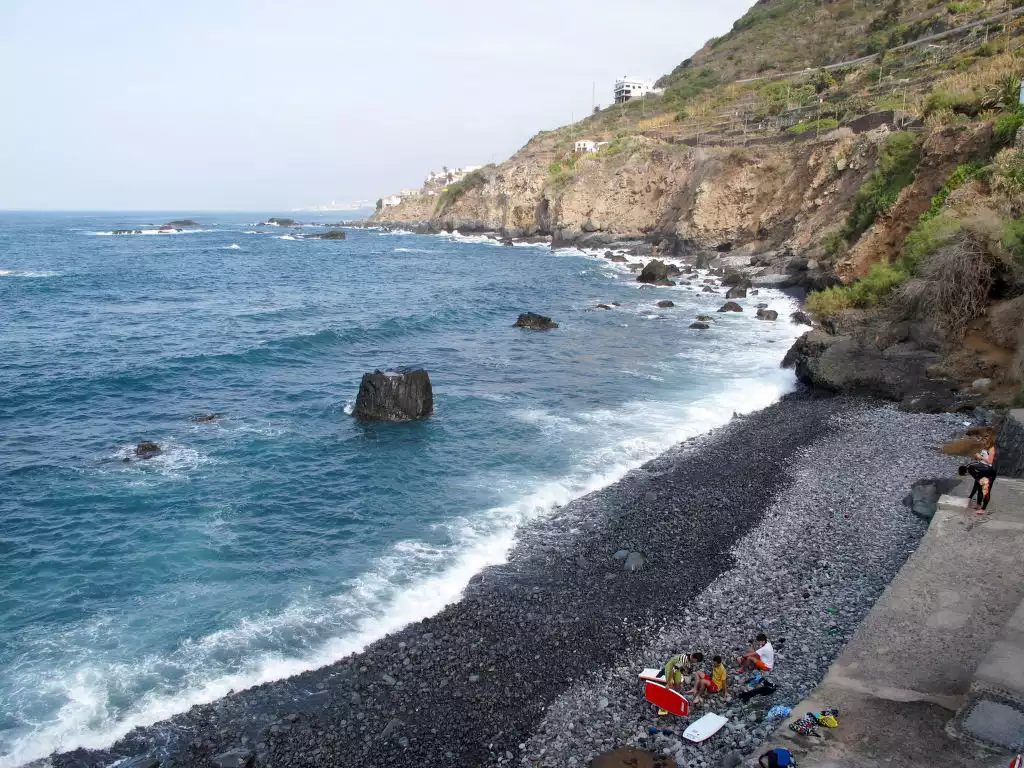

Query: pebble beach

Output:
[46, 393, 966, 768]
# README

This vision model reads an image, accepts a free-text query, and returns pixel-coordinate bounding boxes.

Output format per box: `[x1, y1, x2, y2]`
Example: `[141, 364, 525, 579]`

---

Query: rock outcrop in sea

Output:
[352, 370, 433, 422]
[514, 312, 558, 330]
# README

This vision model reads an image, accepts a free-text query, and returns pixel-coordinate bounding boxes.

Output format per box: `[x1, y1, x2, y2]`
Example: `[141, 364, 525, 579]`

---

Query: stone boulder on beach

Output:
[353, 370, 433, 422]
[514, 313, 559, 330]
[718, 302, 743, 313]
[725, 286, 747, 299]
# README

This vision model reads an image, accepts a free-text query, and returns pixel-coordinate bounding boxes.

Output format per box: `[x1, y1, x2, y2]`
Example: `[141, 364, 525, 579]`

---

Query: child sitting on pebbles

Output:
[737, 632, 775, 675]
[689, 654, 729, 704]
[663, 651, 703, 691]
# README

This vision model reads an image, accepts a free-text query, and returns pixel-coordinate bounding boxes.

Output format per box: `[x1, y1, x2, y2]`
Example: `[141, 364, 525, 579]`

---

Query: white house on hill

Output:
[574, 140, 598, 153]
[614, 76, 656, 104]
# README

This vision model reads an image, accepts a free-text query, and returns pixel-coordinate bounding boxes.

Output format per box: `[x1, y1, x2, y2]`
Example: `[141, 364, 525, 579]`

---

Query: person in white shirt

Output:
[737, 632, 774, 674]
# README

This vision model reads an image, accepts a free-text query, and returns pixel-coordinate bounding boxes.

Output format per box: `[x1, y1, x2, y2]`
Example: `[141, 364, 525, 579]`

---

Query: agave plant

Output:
[981, 75, 1022, 111]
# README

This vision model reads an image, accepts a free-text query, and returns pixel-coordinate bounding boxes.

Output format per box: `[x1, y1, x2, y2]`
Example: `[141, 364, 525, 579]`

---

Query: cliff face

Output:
[375, 129, 889, 257]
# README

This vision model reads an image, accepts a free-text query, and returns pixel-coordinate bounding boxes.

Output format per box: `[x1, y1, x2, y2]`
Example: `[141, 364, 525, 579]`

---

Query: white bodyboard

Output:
[638, 668, 665, 683]
[683, 712, 728, 742]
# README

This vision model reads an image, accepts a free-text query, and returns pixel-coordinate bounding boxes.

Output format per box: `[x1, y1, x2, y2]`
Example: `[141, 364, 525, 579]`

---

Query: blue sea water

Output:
[0, 212, 803, 766]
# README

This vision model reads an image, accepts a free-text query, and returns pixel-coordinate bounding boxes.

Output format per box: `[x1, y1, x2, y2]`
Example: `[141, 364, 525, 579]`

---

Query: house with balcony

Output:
[574, 140, 598, 153]
[614, 76, 655, 104]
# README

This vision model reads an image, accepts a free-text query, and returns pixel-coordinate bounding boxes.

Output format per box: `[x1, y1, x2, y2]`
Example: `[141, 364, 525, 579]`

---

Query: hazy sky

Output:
[0, 0, 754, 211]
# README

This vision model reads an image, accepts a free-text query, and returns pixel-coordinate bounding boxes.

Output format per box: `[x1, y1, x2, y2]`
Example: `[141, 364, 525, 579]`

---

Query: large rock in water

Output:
[636, 259, 671, 284]
[514, 312, 558, 330]
[353, 370, 433, 422]
[135, 441, 161, 459]
[718, 302, 743, 313]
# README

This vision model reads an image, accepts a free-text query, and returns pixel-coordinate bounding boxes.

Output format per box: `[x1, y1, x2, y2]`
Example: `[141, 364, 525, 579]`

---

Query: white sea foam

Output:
[393, 247, 433, 254]
[0, 269, 60, 278]
[277, 235, 298, 241]
[108, 442, 214, 480]
[90, 229, 213, 236]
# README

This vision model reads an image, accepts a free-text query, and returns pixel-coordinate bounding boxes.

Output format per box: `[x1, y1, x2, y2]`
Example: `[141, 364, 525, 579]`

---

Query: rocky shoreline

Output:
[47, 394, 965, 768]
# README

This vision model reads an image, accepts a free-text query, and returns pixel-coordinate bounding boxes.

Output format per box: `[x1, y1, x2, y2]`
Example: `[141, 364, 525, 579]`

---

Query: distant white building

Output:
[614, 76, 655, 104]
[574, 140, 598, 153]
[381, 195, 403, 208]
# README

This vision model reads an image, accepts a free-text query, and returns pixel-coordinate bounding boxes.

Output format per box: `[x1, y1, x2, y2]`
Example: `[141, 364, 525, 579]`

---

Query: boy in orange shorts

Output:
[691, 655, 728, 703]
[737, 633, 774, 674]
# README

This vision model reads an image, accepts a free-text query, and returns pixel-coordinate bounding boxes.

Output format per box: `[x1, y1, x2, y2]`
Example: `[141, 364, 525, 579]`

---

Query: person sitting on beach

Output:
[960, 462, 997, 512]
[737, 633, 774, 674]
[664, 651, 703, 691]
[690, 655, 728, 703]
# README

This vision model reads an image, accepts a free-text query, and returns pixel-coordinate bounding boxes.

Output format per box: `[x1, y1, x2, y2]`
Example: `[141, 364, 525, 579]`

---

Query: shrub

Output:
[991, 149, 1024, 214]
[901, 236, 993, 340]
[994, 109, 1024, 148]
[920, 163, 983, 224]
[786, 118, 840, 135]
[805, 261, 909, 320]
[842, 131, 921, 243]
[436, 169, 487, 211]
[988, 295, 1024, 348]
[902, 214, 963, 273]
[1003, 218, 1024, 263]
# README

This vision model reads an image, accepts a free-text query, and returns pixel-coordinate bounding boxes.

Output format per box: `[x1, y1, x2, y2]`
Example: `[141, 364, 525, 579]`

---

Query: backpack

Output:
[763, 748, 796, 767]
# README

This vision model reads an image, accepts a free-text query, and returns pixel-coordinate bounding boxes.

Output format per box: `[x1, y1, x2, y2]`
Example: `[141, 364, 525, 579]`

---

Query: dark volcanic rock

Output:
[783, 330, 955, 410]
[725, 286, 747, 299]
[689, 322, 711, 329]
[597, 304, 613, 310]
[164, 219, 199, 227]
[514, 312, 559, 330]
[307, 229, 347, 240]
[721, 271, 751, 288]
[696, 315, 713, 321]
[352, 370, 433, 422]
[134, 441, 161, 459]
[263, 218, 297, 227]
[636, 260, 671, 284]
[718, 302, 743, 313]
[194, 413, 222, 423]
[756, 309, 779, 321]
[604, 253, 628, 263]
[997, 411, 1024, 479]
[656, 300, 675, 308]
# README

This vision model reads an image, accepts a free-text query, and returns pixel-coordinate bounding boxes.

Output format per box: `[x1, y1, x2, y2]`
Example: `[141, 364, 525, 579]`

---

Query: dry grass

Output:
[989, 295, 1024, 349]
[933, 51, 1023, 103]
[900, 235, 994, 340]
[991, 148, 1024, 215]
[637, 114, 677, 131]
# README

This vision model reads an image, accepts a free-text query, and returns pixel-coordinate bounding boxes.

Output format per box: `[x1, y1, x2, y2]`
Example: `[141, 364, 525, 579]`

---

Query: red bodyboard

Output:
[644, 681, 690, 717]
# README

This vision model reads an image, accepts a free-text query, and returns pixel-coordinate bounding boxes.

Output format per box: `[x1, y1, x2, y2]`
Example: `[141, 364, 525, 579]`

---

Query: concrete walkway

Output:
[759, 476, 1024, 767]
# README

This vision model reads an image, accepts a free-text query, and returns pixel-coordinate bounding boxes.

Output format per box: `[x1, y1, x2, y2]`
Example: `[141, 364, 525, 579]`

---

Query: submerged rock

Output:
[262, 217, 296, 227]
[164, 219, 199, 227]
[307, 229, 347, 240]
[718, 302, 743, 313]
[135, 441, 161, 459]
[596, 304, 613, 310]
[756, 309, 779, 321]
[656, 300, 675, 308]
[514, 313, 559, 330]
[194, 413, 222, 423]
[690, 322, 711, 329]
[353, 370, 433, 422]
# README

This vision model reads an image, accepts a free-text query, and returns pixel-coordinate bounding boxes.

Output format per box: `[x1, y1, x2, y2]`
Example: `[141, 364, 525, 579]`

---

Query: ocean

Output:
[0, 212, 803, 766]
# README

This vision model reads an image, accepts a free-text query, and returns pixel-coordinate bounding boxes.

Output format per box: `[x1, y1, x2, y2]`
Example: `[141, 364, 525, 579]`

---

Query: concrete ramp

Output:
[763, 477, 1024, 767]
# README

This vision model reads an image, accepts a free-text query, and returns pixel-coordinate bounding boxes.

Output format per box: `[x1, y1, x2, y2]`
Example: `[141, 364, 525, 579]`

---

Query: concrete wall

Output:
[998, 409, 1024, 478]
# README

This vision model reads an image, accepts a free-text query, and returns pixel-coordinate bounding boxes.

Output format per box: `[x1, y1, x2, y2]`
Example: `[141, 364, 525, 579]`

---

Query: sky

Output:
[0, 0, 755, 211]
